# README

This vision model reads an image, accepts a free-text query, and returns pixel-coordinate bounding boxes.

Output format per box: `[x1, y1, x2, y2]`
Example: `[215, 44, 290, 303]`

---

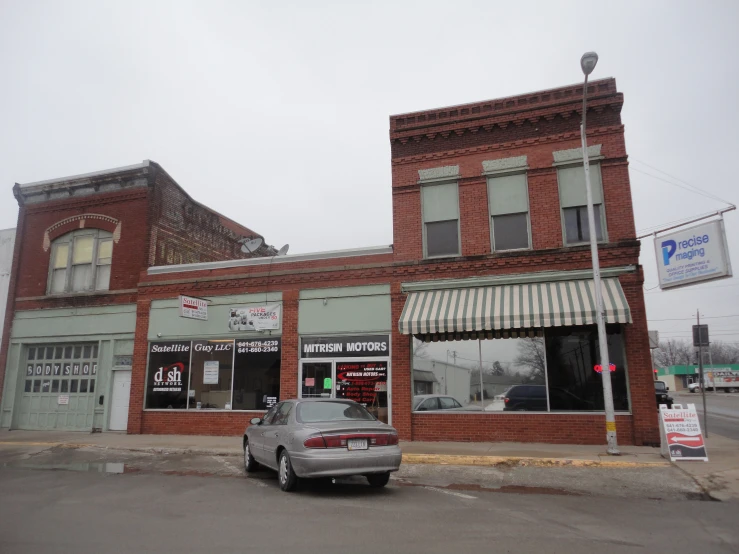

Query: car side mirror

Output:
[250, 417, 262, 425]
[666, 387, 670, 391]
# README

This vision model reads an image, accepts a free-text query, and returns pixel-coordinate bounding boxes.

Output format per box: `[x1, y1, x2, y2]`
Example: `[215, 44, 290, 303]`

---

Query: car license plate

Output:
[347, 438, 368, 451]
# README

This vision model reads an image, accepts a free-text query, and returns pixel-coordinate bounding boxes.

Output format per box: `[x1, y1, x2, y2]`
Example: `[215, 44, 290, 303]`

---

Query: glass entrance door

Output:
[301, 362, 333, 398]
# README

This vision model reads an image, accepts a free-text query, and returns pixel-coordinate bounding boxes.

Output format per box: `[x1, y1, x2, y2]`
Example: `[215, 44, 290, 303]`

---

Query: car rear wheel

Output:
[725, 388, 737, 393]
[278, 450, 298, 492]
[243, 439, 259, 473]
[366, 472, 391, 488]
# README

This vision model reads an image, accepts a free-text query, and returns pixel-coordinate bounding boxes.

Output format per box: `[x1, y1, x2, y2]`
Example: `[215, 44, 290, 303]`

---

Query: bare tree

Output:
[653, 339, 693, 367]
[514, 338, 546, 384]
[708, 341, 739, 364]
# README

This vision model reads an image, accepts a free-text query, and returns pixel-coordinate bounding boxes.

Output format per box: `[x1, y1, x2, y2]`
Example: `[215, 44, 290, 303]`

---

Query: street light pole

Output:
[580, 52, 619, 455]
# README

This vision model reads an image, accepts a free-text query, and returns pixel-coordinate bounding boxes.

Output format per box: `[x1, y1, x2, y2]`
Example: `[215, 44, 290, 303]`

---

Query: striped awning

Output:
[398, 278, 631, 336]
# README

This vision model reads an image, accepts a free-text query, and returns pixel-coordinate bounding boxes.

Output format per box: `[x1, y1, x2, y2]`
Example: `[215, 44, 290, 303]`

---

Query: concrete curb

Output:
[401, 453, 671, 468]
[0, 441, 670, 468]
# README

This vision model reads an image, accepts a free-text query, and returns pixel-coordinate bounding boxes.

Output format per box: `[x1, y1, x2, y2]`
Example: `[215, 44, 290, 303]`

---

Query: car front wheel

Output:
[366, 472, 391, 488]
[278, 450, 298, 492]
[244, 440, 259, 473]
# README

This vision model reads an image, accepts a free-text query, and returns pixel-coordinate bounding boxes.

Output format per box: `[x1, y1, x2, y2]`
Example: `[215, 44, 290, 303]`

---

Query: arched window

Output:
[48, 229, 113, 294]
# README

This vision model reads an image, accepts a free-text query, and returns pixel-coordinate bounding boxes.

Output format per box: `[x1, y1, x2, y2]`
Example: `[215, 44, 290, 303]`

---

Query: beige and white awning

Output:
[398, 278, 631, 335]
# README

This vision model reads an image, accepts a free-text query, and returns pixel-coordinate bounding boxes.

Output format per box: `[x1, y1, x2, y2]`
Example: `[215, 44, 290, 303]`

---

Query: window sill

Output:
[424, 253, 462, 261]
[17, 289, 138, 302]
[143, 408, 268, 413]
[413, 410, 632, 416]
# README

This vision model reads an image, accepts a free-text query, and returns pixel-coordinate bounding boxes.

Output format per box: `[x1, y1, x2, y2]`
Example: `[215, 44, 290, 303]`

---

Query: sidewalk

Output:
[0, 429, 668, 467]
[672, 434, 739, 502]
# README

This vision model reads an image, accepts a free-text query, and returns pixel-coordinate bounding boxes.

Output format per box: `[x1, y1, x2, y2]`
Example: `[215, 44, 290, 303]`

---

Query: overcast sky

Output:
[1, 0, 737, 345]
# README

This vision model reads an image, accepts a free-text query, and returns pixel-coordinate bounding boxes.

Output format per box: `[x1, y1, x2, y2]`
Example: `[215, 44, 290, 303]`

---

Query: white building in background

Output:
[0, 229, 16, 346]
[413, 358, 471, 403]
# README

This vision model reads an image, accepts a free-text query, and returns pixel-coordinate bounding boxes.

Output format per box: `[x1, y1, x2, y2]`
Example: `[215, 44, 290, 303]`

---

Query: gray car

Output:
[243, 398, 402, 492]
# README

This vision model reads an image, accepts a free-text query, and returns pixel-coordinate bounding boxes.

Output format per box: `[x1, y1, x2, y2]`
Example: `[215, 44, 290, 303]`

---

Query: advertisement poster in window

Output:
[335, 361, 388, 421]
[228, 304, 281, 331]
[232, 338, 281, 410]
[203, 361, 220, 385]
[145, 341, 191, 409]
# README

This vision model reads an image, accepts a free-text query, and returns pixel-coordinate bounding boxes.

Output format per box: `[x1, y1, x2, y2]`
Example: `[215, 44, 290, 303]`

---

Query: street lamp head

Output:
[580, 51, 599, 76]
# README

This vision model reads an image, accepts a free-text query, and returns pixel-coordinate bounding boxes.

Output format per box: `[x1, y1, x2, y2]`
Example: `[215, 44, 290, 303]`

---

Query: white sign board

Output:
[228, 304, 281, 331]
[659, 404, 708, 462]
[648, 330, 659, 350]
[654, 220, 732, 290]
[57, 395, 69, 405]
[180, 295, 208, 321]
[203, 361, 219, 384]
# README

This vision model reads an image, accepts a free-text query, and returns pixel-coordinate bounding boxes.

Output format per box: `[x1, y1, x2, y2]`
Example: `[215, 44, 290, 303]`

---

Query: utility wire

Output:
[631, 159, 734, 206]
[648, 315, 739, 322]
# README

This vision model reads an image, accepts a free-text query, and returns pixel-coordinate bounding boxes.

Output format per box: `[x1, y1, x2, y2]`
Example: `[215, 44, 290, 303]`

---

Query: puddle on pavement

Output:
[2, 462, 132, 474]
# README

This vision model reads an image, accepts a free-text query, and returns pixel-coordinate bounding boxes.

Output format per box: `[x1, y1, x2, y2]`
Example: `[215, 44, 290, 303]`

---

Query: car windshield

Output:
[297, 401, 375, 423]
[655, 382, 666, 391]
[413, 397, 426, 410]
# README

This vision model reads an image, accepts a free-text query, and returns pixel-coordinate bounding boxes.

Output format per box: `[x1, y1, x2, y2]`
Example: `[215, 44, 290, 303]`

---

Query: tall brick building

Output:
[1, 79, 659, 446]
[0, 161, 273, 431]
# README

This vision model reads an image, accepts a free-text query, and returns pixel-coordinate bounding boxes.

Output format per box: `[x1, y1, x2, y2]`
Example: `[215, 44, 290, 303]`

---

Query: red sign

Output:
[335, 362, 387, 406]
[594, 363, 616, 373]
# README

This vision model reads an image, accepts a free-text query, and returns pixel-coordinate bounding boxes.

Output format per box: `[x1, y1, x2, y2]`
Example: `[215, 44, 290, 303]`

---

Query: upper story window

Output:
[422, 182, 460, 258]
[555, 146, 607, 245]
[482, 154, 532, 252]
[48, 229, 113, 294]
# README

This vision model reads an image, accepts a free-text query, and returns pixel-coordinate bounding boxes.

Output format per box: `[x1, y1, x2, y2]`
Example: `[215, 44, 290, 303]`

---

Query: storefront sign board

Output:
[659, 404, 708, 462]
[301, 335, 390, 359]
[335, 361, 388, 407]
[180, 295, 208, 321]
[655, 220, 733, 290]
[228, 304, 281, 331]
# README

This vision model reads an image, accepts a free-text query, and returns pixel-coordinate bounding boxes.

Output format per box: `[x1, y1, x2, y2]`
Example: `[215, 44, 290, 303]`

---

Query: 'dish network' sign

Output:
[655, 220, 732, 290]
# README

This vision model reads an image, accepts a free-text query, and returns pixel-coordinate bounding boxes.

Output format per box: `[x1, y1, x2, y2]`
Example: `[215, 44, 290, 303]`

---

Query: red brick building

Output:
[1, 79, 659, 446]
[128, 78, 658, 446]
[0, 161, 273, 431]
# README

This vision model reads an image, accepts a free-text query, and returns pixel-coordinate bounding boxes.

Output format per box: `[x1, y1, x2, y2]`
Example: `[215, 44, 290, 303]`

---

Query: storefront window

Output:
[411, 326, 629, 413]
[412, 336, 545, 412]
[544, 326, 628, 412]
[299, 335, 390, 423]
[144, 337, 282, 411]
[145, 341, 192, 409]
[190, 340, 234, 410]
[232, 338, 280, 410]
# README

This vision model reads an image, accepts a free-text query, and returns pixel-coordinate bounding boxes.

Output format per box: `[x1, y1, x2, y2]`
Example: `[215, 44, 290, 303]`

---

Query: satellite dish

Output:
[277, 244, 290, 256]
[239, 237, 263, 254]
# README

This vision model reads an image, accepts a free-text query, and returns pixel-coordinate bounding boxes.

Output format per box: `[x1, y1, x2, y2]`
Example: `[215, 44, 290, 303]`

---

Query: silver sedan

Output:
[243, 398, 402, 492]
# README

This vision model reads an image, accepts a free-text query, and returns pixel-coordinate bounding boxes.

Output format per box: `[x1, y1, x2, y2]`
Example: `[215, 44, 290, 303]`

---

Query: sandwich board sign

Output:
[659, 404, 708, 462]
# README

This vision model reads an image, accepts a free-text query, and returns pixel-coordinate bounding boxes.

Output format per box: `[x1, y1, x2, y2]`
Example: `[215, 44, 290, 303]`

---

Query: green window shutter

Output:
[488, 173, 528, 215]
[558, 163, 603, 208]
[422, 182, 459, 222]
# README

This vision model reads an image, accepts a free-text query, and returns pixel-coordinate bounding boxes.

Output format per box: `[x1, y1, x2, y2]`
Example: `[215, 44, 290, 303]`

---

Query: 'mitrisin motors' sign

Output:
[655, 220, 732, 290]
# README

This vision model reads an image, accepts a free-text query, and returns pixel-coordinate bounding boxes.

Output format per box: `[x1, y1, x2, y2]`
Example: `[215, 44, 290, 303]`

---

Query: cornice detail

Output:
[43, 214, 122, 252]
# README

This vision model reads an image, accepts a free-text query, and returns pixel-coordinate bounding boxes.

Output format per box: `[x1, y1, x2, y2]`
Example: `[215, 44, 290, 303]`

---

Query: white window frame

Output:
[487, 170, 532, 252]
[421, 181, 461, 259]
[46, 229, 114, 295]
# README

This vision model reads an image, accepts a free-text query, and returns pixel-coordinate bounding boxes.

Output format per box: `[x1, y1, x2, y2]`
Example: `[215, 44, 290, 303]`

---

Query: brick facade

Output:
[0, 161, 275, 419]
[128, 78, 659, 446]
[3, 79, 661, 447]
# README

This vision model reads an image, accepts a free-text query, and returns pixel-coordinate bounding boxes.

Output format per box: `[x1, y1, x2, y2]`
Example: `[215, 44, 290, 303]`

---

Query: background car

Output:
[413, 394, 482, 411]
[502, 385, 548, 411]
[655, 380, 673, 408]
[243, 399, 401, 492]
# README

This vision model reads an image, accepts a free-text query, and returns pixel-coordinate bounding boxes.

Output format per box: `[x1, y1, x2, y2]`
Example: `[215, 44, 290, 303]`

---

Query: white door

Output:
[109, 370, 131, 431]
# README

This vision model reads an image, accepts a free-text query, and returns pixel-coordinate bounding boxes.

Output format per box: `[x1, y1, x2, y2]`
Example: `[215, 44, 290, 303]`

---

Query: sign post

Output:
[693, 316, 710, 437]
[659, 404, 708, 462]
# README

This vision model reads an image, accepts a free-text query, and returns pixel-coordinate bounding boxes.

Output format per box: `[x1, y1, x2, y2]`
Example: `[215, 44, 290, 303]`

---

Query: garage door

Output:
[16, 344, 98, 431]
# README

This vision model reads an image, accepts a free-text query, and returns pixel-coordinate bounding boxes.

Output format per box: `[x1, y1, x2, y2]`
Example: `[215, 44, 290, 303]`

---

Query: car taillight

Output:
[318, 433, 400, 448]
[504, 397, 509, 403]
[303, 436, 327, 448]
